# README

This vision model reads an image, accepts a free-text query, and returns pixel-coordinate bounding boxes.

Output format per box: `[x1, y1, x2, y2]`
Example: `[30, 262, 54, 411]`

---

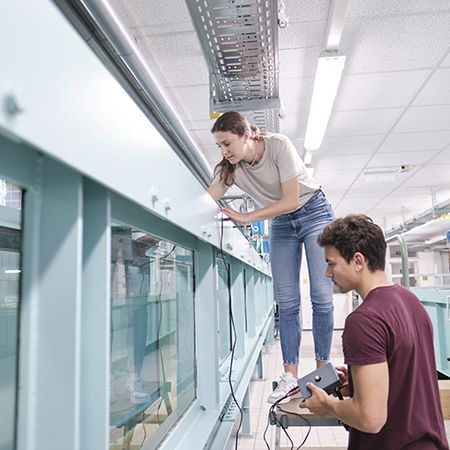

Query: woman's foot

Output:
[267, 372, 301, 404]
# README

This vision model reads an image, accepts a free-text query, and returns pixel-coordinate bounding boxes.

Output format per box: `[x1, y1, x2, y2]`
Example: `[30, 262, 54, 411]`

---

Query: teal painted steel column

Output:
[257, 350, 264, 379]
[245, 270, 256, 338]
[20, 156, 83, 450]
[231, 260, 245, 360]
[241, 387, 251, 436]
[80, 179, 110, 450]
[393, 234, 409, 288]
[195, 240, 220, 410]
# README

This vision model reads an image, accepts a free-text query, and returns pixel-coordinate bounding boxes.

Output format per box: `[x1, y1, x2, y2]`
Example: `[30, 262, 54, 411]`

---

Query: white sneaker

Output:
[127, 373, 151, 404]
[267, 372, 301, 404]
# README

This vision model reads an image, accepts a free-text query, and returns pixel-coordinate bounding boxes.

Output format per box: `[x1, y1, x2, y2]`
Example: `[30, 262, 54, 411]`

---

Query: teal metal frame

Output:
[0, 131, 274, 450]
[412, 288, 450, 378]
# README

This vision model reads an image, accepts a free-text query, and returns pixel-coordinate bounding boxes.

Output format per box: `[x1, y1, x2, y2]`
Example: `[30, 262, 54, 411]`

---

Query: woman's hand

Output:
[221, 207, 251, 225]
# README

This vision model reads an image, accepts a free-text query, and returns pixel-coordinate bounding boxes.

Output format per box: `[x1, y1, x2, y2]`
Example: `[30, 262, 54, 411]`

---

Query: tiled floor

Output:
[226, 329, 450, 450]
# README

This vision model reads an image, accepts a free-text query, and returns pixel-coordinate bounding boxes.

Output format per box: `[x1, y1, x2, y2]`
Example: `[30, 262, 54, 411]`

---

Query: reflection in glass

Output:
[109, 225, 195, 450]
[217, 258, 231, 363]
[243, 269, 248, 333]
[0, 180, 22, 450]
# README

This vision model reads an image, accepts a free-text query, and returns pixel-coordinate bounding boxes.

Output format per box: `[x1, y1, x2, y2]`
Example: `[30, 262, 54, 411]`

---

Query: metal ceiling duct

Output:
[186, 0, 282, 132]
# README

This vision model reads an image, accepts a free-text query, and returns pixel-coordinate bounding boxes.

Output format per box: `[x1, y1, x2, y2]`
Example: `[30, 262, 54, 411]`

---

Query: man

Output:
[300, 214, 448, 449]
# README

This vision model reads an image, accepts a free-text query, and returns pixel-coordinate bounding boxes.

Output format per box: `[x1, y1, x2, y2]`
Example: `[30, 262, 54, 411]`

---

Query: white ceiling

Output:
[108, 0, 450, 232]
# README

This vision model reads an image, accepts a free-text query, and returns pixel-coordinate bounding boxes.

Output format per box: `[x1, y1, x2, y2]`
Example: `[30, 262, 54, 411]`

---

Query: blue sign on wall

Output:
[447, 230, 450, 241]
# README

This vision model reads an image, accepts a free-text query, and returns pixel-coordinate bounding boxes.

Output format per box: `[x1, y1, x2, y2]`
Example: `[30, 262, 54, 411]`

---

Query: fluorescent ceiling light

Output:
[325, 0, 351, 50]
[306, 167, 315, 178]
[304, 150, 312, 165]
[304, 54, 346, 151]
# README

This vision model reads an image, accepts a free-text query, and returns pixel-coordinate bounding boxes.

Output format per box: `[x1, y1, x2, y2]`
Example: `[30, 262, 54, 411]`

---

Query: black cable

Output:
[218, 214, 243, 450]
[155, 246, 176, 426]
[277, 406, 312, 450]
[138, 243, 177, 449]
[263, 386, 315, 450]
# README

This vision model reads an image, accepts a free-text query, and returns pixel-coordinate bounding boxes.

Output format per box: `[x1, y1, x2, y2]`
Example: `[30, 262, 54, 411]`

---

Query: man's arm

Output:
[301, 362, 389, 434]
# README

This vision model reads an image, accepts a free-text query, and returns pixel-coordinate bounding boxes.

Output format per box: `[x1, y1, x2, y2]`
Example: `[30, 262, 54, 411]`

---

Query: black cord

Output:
[139, 244, 177, 449]
[218, 215, 243, 450]
[277, 406, 312, 450]
[155, 246, 176, 425]
[262, 387, 314, 450]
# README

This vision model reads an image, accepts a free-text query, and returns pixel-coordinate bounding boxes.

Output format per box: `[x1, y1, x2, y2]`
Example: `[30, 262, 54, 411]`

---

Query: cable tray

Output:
[186, 0, 281, 131]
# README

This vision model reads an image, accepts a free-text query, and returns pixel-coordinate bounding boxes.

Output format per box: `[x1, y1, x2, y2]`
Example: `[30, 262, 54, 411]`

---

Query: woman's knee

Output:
[310, 299, 333, 315]
[276, 299, 300, 315]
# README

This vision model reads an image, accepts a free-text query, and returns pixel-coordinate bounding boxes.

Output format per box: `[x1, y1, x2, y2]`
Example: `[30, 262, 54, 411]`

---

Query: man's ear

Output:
[352, 252, 367, 271]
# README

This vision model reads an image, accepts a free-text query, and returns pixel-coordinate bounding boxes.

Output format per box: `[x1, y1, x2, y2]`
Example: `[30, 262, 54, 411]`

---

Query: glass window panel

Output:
[109, 225, 195, 450]
[243, 269, 248, 333]
[216, 258, 231, 363]
[0, 180, 22, 450]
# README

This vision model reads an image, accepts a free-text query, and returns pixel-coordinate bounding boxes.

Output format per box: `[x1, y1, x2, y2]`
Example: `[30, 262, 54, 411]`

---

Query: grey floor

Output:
[226, 329, 450, 450]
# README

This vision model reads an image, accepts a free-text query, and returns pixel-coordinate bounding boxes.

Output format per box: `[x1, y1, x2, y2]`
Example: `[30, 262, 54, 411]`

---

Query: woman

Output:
[208, 111, 334, 404]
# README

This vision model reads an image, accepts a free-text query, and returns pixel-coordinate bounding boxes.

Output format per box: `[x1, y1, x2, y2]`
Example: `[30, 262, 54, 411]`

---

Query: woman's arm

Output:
[207, 183, 228, 202]
[221, 177, 299, 224]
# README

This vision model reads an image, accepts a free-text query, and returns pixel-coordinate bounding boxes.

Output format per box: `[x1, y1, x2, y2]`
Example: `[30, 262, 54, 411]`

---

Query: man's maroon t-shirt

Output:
[342, 284, 448, 450]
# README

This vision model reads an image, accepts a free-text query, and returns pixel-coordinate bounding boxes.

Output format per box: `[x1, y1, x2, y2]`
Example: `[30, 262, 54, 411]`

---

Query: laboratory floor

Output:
[226, 330, 450, 450]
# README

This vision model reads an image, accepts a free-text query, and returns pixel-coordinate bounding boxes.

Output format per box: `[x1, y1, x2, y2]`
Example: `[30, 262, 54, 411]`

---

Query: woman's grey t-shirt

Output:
[212, 133, 320, 211]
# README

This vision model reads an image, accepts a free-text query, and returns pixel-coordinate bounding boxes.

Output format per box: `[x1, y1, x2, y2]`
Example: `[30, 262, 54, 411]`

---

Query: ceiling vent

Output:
[186, 0, 282, 132]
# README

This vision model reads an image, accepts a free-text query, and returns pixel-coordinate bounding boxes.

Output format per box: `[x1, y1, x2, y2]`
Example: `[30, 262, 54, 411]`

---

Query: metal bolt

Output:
[4, 94, 24, 117]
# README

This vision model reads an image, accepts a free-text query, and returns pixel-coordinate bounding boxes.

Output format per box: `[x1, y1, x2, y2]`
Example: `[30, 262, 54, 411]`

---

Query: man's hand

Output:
[221, 207, 251, 225]
[335, 365, 350, 398]
[299, 383, 333, 417]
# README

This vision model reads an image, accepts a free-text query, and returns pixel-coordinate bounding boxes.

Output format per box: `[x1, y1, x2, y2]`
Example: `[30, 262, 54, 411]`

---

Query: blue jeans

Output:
[270, 190, 334, 364]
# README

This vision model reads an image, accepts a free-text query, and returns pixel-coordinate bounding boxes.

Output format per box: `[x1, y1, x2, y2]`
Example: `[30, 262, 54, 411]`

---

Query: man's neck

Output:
[357, 271, 394, 300]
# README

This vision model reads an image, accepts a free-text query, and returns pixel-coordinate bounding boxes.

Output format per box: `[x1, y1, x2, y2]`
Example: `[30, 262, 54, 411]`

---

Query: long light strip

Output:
[304, 54, 346, 151]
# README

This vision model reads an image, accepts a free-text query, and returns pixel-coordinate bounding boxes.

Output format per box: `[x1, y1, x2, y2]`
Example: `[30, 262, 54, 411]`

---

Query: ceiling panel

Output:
[315, 154, 372, 171]
[412, 67, 450, 105]
[278, 48, 322, 79]
[278, 21, 325, 50]
[171, 86, 209, 120]
[350, 178, 404, 193]
[367, 149, 439, 167]
[279, 112, 308, 139]
[137, 33, 209, 87]
[109, 0, 193, 35]
[347, 0, 450, 17]
[327, 108, 403, 136]
[341, 13, 450, 74]
[393, 105, 450, 133]
[322, 180, 356, 192]
[379, 130, 450, 152]
[283, 0, 330, 22]
[279, 76, 314, 114]
[315, 168, 360, 182]
[430, 147, 450, 163]
[441, 51, 450, 67]
[335, 70, 428, 110]
[319, 135, 384, 154]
